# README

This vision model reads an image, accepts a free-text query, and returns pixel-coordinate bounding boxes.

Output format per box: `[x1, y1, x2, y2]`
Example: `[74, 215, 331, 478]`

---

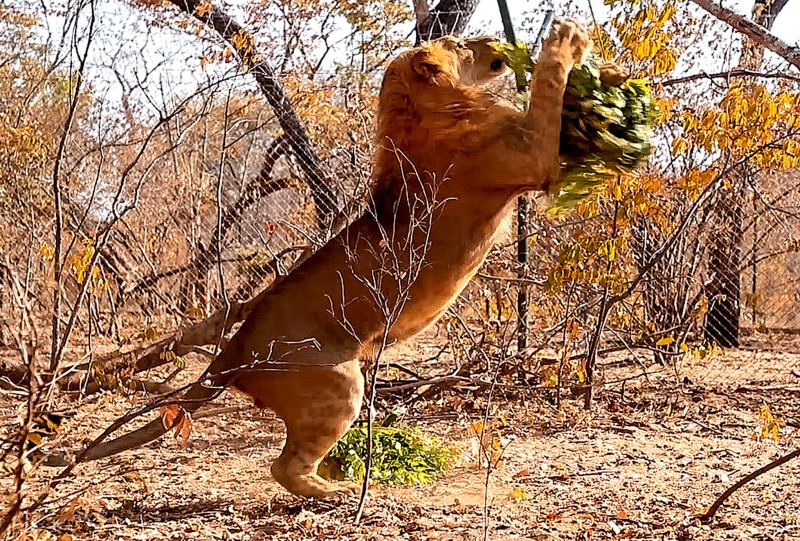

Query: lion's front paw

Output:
[541, 18, 591, 68]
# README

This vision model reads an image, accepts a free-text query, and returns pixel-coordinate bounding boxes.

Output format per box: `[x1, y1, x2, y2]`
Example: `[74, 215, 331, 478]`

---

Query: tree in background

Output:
[703, 0, 790, 348]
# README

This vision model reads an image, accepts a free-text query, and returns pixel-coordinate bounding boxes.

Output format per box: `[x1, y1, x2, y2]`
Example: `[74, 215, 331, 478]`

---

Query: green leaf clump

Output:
[320, 422, 453, 486]
[490, 40, 535, 78]
[491, 42, 660, 213]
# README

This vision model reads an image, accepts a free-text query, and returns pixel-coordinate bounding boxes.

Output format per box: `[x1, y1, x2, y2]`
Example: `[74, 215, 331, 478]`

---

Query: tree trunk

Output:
[703, 0, 788, 348]
[705, 185, 744, 347]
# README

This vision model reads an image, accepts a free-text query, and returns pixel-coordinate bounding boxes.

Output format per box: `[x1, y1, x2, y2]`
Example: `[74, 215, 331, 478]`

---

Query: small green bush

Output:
[320, 423, 453, 486]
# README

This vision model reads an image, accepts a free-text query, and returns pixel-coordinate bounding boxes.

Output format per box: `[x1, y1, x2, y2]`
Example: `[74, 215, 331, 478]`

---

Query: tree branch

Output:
[688, 0, 800, 70]
[661, 68, 800, 86]
[699, 448, 800, 524]
[411, 0, 429, 28]
[168, 0, 339, 225]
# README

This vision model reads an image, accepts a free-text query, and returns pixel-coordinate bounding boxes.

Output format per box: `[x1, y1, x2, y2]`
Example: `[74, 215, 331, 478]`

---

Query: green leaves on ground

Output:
[321, 422, 453, 485]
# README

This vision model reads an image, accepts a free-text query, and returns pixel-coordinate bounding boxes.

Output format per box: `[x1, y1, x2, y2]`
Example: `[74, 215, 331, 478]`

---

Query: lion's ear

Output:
[411, 50, 441, 81]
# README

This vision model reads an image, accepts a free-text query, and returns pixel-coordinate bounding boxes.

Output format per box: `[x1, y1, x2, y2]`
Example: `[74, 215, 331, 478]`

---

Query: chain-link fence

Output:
[5, 73, 799, 397]
[1, 0, 799, 403]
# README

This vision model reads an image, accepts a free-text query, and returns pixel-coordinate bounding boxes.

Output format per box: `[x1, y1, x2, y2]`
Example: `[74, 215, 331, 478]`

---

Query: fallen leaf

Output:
[160, 405, 193, 443]
[160, 404, 181, 430]
[56, 497, 79, 524]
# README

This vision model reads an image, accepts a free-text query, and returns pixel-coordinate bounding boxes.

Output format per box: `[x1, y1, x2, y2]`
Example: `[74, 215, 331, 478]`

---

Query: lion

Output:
[80, 21, 590, 499]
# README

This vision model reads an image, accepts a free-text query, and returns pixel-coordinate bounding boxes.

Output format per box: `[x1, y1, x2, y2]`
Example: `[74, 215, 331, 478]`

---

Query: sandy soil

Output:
[3, 338, 800, 541]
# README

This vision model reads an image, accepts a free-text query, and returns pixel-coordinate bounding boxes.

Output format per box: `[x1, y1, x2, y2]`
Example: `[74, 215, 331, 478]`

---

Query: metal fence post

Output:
[496, 2, 553, 351]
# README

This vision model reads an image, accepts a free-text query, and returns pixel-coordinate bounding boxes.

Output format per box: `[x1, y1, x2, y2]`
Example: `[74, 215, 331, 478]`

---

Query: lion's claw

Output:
[541, 18, 591, 67]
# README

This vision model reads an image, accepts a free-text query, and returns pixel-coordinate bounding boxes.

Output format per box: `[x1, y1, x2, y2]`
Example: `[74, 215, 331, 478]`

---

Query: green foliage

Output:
[320, 422, 453, 485]
[489, 40, 535, 79]
[491, 42, 659, 213]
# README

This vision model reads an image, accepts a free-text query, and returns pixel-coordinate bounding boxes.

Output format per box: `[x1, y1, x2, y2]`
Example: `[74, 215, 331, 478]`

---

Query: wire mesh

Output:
[1, 15, 798, 394]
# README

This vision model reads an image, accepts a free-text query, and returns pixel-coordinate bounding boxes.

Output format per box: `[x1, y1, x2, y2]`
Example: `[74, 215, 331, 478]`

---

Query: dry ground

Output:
[3, 336, 800, 540]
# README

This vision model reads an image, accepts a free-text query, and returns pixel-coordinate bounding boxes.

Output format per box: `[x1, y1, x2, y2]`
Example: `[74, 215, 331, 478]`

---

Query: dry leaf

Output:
[56, 497, 79, 525]
[468, 421, 484, 436]
[177, 414, 193, 444]
[160, 404, 181, 430]
[123, 471, 149, 493]
[160, 405, 193, 443]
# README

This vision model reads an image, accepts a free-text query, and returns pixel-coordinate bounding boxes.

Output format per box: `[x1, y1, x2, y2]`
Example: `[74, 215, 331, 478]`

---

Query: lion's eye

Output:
[490, 59, 504, 71]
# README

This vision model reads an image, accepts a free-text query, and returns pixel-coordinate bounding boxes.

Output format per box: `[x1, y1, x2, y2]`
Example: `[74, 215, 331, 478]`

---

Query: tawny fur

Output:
[85, 22, 591, 499]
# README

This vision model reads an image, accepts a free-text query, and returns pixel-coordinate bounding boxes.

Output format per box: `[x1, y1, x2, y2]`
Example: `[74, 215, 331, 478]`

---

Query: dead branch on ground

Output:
[699, 448, 800, 524]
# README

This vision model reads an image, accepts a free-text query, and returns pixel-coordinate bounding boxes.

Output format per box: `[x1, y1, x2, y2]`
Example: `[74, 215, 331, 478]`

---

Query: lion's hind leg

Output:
[270, 360, 364, 498]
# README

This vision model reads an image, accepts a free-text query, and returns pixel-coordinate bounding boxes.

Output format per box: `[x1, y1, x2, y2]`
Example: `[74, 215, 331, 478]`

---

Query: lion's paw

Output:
[310, 481, 360, 499]
[541, 18, 591, 67]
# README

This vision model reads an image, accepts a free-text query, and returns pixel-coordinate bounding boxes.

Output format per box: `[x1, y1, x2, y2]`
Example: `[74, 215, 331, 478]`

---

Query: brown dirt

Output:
[3, 338, 800, 541]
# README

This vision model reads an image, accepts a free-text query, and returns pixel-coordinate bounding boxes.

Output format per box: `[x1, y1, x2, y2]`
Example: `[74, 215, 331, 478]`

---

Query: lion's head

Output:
[371, 35, 510, 219]
[403, 35, 508, 87]
[459, 36, 509, 84]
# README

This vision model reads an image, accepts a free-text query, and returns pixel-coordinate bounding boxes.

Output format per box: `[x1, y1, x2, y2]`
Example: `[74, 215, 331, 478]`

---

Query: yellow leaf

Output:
[656, 336, 675, 346]
[671, 137, 690, 155]
[38, 241, 55, 261]
[509, 487, 528, 501]
[759, 403, 781, 442]
[658, 5, 677, 24]
[468, 421, 484, 436]
[541, 366, 559, 387]
[195, 1, 211, 16]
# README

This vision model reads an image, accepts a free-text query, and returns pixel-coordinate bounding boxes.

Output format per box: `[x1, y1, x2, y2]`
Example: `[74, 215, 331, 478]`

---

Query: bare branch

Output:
[661, 68, 800, 86]
[167, 0, 340, 226]
[699, 448, 800, 524]
[688, 0, 800, 70]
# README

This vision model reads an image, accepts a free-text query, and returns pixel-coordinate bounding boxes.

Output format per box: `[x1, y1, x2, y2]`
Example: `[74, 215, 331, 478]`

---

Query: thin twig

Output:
[699, 448, 800, 524]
